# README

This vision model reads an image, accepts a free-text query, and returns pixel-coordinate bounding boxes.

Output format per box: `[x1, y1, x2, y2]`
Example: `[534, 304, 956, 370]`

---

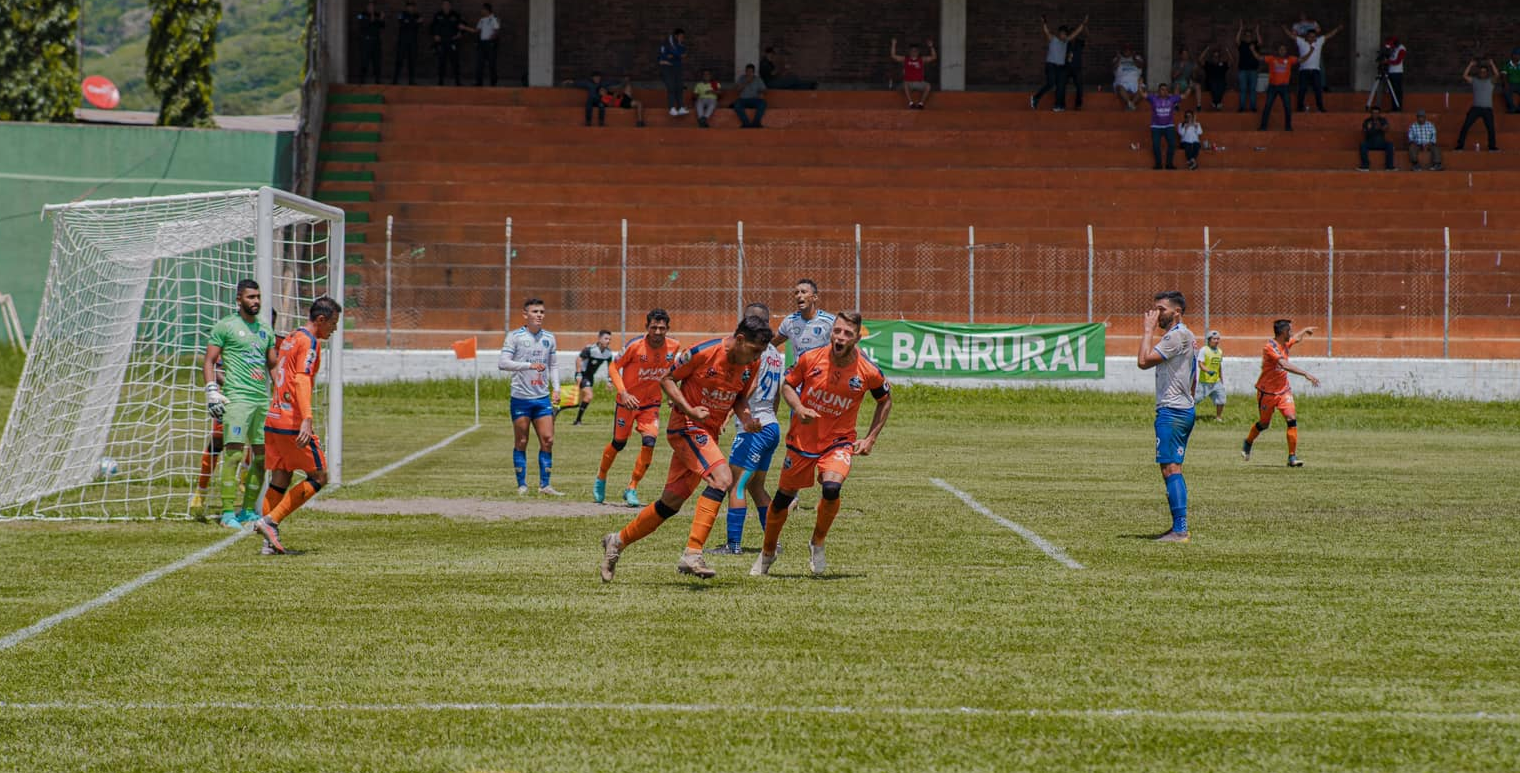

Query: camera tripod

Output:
[1366, 68, 1400, 111]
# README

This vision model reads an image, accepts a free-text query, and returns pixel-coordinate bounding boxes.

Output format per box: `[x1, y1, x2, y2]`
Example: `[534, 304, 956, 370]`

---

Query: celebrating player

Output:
[1243, 319, 1319, 467]
[594, 309, 678, 507]
[569, 329, 615, 426]
[202, 279, 278, 529]
[724, 303, 786, 554]
[1137, 291, 1197, 543]
[599, 316, 773, 582]
[498, 298, 562, 495]
[772, 278, 837, 356]
[753, 312, 892, 576]
[253, 297, 343, 555]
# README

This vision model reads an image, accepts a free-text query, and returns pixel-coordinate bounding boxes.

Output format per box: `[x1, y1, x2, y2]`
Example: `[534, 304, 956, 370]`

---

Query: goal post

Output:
[0, 187, 346, 519]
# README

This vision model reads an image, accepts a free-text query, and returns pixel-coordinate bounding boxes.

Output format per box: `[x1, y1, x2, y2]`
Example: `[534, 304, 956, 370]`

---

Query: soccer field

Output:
[2, 378, 1519, 772]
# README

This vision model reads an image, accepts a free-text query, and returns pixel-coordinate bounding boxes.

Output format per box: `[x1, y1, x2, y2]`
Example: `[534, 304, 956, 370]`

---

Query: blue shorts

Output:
[510, 395, 555, 421]
[729, 422, 781, 472]
[1154, 406, 1196, 465]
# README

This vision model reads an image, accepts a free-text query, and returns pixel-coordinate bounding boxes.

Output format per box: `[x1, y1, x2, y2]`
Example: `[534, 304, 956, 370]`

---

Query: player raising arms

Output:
[724, 303, 786, 554]
[594, 309, 678, 507]
[569, 329, 615, 426]
[600, 316, 772, 582]
[498, 298, 562, 495]
[1137, 291, 1197, 543]
[772, 278, 837, 357]
[202, 279, 278, 529]
[753, 311, 892, 576]
[253, 297, 342, 555]
[1243, 318, 1319, 467]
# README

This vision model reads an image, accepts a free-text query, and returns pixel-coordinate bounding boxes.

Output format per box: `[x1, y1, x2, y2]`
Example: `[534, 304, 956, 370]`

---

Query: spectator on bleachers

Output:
[1031, 15, 1086, 112]
[1171, 46, 1203, 107]
[1113, 45, 1145, 110]
[890, 37, 937, 109]
[1236, 22, 1262, 113]
[1065, 23, 1088, 110]
[1141, 82, 1182, 170]
[761, 47, 817, 90]
[431, 0, 465, 86]
[466, 3, 500, 87]
[1290, 12, 1320, 37]
[1454, 59, 1502, 151]
[658, 29, 689, 117]
[1407, 109, 1443, 171]
[1502, 49, 1520, 114]
[693, 69, 721, 128]
[1258, 44, 1298, 131]
[564, 71, 611, 126]
[1179, 110, 1204, 170]
[605, 79, 647, 127]
[1357, 106, 1396, 171]
[356, 2, 385, 85]
[1200, 45, 1231, 110]
[393, 1, 421, 85]
[1384, 37, 1407, 111]
[732, 64, 768, 128]
[1285, 24, 1340, 112]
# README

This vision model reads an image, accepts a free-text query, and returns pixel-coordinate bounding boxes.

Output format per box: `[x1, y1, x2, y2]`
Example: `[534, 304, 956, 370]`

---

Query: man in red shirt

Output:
[752, 312, 892, 577]
[1242, 318, 1320, 467]
[890, 37, 937, 109]
[599, 316, 773, 582]
[1258, 43, 1302, 131]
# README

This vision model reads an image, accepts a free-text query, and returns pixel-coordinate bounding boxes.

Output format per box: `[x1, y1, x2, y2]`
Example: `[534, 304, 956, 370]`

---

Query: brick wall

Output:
[760, 0, 938, 86]
[967, 1, 1144, 89]
[556, 1, 735, 83]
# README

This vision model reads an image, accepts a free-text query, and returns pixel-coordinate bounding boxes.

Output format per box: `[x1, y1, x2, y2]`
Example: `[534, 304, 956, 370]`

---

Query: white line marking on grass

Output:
[341, 424, 481, 489]
[0, 700, 1515, 724]
[931, 477, 1084, 570]
[0, 530, 251, 652]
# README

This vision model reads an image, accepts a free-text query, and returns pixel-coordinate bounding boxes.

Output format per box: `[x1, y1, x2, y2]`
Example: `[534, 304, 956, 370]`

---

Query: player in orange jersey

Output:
[599, 315, 773, 582]
[752, 311, 892, 577]
[1242, 318, 1319, 467]
[253, 297, 343, 555]
[594, 309, 679, 507]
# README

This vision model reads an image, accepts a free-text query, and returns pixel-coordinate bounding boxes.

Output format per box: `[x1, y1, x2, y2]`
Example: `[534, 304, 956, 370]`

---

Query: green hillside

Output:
[80, 0, 306, 116]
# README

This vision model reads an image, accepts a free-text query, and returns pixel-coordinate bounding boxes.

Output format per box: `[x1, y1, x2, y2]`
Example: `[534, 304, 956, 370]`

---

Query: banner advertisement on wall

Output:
[859, 320, 1105, 380]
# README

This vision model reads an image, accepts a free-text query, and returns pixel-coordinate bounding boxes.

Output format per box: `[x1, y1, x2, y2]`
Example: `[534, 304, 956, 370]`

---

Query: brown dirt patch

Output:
[309, 496, 631, 521]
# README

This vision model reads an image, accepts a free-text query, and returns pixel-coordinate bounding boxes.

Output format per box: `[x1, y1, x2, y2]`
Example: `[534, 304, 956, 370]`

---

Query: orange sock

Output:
[197, 451, 216, 490]
[629, 445, 654, 489]
[762, 502, 791, 554]
[1287, 427, 1299, 455]
[269, 480, 317, 524]
[263, 484, 285, 517]
[685, 494, 723, 551]
[618, 503, 666, 547]
[812, 498, 841, 546]
[597, 443, 618, 480]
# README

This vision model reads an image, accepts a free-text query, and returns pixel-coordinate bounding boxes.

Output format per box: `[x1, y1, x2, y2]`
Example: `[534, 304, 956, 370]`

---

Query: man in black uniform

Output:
[568, 330, 616, 426]
[431, 0, 465, 86]
[356, 1, 385, 84]
[393, 0, 421, 85]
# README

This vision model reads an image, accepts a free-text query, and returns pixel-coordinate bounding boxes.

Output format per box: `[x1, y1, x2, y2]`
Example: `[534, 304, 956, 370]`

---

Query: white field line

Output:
[0, 699, 1514, 724]
[931, 477, 1085, 570]
[0, 425, 480, 652]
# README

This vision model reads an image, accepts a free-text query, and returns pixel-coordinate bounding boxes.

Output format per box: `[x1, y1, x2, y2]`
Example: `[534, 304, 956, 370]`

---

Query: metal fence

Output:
[347, 218, 1520, 359]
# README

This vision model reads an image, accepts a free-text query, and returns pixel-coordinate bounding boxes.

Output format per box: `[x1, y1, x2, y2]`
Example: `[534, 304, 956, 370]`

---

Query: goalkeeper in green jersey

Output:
[203, 279, 279, 528]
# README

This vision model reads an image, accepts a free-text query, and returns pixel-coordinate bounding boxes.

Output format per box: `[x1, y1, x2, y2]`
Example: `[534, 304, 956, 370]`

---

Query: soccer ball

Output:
[96, 457, 119, 479]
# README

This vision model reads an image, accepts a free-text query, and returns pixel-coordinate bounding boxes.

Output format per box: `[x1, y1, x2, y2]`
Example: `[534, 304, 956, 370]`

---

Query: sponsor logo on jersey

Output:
[700, 387, 740, 404]
[813, 390, 855, 411]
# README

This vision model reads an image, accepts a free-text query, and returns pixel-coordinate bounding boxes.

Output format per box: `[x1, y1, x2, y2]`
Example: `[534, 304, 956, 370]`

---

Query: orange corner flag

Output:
[451, 336, 478, 360]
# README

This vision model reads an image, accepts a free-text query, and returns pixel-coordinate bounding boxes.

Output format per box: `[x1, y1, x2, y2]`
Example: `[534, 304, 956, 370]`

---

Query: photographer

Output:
[1381, 37, 1407, 111]
[1454, 58, 1502, 152]
[1357, 106, 1395, 171]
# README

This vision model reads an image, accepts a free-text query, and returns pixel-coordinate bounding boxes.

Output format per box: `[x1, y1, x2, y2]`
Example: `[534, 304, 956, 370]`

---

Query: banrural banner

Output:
[860, 320, 1105, 380]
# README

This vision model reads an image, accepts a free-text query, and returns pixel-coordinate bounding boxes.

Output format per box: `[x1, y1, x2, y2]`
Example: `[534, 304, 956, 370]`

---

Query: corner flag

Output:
[451, 337, 477, 360]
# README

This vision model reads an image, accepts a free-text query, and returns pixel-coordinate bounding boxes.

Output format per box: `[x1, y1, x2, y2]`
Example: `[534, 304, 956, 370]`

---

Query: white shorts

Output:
[1196, 381, 1227, 407]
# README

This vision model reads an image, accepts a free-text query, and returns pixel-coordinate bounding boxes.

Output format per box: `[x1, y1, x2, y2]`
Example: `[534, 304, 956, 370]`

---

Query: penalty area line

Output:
[930, 477, 1084, 570]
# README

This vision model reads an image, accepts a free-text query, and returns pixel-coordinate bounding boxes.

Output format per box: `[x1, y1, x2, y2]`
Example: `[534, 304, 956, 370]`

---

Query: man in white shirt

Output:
[1285, 23, 1342, 112]
[498, 298, 562, 496]
[468, 3, 501, 87]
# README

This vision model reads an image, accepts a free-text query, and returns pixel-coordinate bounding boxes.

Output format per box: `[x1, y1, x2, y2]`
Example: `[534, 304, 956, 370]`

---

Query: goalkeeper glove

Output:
[205, 383, 229, 421]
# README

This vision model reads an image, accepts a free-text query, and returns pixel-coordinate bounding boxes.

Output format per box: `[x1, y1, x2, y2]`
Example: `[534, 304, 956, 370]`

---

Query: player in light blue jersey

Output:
[1137, 290, 1197, 543]
[723, 303, 786, 554]
[498, 298, 562, 495]
[773, 278, 837, 358]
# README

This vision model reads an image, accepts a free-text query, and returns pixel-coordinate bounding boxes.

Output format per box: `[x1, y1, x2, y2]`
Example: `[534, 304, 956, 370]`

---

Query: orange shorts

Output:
[1257, 390, 1297, 419]
[613, 404, 661, 444]
[779, 444, 854, 492]
[664, 428, 726, 499]
[264, 429, 327, 476]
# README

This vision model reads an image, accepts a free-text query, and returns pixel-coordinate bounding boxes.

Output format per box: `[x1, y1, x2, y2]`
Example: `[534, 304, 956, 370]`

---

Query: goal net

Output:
[0, 188, 346, 519]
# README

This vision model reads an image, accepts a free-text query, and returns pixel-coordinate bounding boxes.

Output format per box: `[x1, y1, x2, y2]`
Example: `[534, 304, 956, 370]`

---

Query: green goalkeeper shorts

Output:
[222, 400, 268, 446]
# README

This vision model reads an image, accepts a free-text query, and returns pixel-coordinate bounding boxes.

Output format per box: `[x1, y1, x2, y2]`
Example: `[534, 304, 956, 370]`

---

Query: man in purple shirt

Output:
[1142, 82, 1183, 169]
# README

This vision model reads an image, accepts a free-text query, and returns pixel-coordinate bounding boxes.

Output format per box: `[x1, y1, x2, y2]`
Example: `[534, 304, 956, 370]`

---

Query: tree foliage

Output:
[146, 0, 221, 127]
[0, 0, 82, 122]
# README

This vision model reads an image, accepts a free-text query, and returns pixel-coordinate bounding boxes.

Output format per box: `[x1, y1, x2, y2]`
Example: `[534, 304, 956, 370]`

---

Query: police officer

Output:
[431, 0, 465, 86]
[393, 0, 421, 85]
[355, 1, 385, 84]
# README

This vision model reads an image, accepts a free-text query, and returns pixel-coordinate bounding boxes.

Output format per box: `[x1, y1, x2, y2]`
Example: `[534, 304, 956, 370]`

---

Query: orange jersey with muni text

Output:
[610, 334, 680, 407]
[785, 347, 890, 457]
[266, 327, 322, 431]
[1254, 338, 1295, 395]
[665, 337, 755, 437]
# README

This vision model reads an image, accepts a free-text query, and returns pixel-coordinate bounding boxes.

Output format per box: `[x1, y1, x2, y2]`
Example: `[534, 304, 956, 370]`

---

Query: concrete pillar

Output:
[1145, 0, 1172, 94]
[1349, 0, 1381, 91]
[939, 0, 966, 91]
[528, 0, 554, 87]
[734, 0, 761, 81]
[325, 0, 348, 84]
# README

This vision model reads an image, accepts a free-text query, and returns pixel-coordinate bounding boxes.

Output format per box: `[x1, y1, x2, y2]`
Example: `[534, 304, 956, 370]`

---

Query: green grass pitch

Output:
[1, 372, 1519, 772]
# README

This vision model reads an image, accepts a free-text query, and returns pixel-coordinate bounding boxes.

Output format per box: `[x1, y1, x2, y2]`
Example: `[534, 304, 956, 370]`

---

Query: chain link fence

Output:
[348, 218, 1520, 359]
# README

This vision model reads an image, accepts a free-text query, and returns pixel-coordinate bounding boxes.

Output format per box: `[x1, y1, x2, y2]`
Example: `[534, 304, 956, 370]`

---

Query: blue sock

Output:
[513, 449, 526, 487]
[756, 504, 768, 531]
[1164, 473, 1188, 533]
[538, 450, 552, 488]
[726, 507, 746, 546]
